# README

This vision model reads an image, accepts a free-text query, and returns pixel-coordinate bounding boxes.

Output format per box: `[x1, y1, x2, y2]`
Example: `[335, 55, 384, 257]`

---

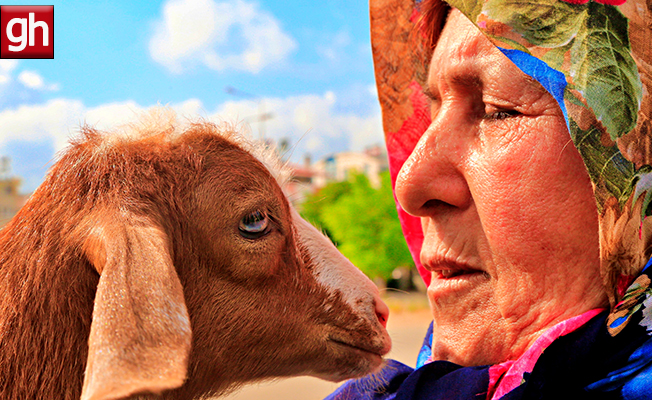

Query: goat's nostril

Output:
[375, 298, 390, 328]
[376, 311, 387, 328]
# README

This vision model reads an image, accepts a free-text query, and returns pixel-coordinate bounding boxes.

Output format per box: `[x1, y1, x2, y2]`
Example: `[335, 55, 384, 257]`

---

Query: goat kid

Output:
[0, 111, 391, 400]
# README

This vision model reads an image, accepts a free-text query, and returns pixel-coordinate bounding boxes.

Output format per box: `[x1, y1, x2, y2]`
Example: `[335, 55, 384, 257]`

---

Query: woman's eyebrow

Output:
[424, 70, 482, 99]
[450, 74, 482, 90]
[423, 86, 438, 100]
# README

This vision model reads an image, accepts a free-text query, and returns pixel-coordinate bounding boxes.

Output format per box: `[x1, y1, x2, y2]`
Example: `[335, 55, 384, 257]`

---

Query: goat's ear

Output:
[79, 215, 192, 400]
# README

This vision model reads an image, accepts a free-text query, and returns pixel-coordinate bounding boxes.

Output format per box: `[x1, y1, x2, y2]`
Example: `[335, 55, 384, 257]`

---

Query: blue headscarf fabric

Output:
[349, 0, 652, 398]
[498, 48, 569, 132]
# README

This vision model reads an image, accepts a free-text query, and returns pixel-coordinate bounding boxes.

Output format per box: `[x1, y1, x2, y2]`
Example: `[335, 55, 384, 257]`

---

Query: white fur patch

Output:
[290, 207, 381, 318]
[81, 107, 379, 319]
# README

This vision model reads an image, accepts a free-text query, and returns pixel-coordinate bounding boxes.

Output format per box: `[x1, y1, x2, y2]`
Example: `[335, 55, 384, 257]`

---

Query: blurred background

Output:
[0, 1, 431, 398]
[0, 0, 383, 198]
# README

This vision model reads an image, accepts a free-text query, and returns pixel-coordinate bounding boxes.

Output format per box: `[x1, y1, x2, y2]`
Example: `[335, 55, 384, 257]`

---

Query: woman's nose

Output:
[395, 117, 472, 218]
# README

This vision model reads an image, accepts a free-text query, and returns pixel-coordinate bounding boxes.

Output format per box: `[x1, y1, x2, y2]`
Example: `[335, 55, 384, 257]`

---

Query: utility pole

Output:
[0, 156, 10, 180]
[225, 86, 274, 140]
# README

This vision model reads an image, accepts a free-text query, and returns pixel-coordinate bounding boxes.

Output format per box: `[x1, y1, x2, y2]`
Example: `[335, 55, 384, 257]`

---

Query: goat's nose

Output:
[375, 297, 390, 328]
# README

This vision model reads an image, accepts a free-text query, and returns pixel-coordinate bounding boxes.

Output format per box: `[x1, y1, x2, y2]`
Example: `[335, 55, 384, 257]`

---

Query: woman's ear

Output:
[79, 213, 192, 400]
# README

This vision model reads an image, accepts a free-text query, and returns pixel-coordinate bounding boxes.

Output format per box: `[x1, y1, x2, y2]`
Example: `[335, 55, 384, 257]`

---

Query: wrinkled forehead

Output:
[428, 9, 552, 100]
[430, 6, 570, 128]
[431, 0, 648, 207]
[370, 0, 652, 284]
[409, 0, 647, 210]
[429, 9, 492, 72]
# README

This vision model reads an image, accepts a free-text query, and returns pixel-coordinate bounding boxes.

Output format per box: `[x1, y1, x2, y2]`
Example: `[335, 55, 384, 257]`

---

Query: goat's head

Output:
[66, 112, 391, 400]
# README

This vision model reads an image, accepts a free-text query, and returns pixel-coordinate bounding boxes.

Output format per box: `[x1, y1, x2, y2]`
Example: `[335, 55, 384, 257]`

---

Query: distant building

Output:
[284, 155, 317, 208]
[0, 157, 28, 229]
[281, 144, 389, 208]
[311, 144, 388, 189]
[257, 141, 390, 208]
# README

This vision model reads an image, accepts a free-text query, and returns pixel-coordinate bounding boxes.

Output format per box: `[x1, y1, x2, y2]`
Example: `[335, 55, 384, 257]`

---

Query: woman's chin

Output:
[427, 274, 516, 367]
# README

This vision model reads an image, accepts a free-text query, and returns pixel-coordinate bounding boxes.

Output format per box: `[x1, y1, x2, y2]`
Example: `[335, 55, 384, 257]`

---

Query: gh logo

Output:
[1, 6, 54, 59]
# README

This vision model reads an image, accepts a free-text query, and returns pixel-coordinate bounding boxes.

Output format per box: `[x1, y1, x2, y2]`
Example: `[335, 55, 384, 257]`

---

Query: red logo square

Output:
[1, 6, 53, 59]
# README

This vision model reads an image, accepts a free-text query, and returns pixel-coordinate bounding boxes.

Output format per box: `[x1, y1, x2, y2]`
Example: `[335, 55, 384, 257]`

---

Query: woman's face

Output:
[395, 9, 607, 366]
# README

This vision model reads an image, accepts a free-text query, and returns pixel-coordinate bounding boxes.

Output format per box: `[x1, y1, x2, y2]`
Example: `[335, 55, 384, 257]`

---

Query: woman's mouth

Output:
[436, 268, 471, 279]
[428, 266, 489, 300]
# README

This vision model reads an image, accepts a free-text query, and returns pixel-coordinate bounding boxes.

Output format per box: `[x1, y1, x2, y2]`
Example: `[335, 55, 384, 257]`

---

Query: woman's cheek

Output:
[471, 125, 566, 266]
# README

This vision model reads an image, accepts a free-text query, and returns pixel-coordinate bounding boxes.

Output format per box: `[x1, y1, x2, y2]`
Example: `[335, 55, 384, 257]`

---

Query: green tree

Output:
[300, 171, 413, 281]
[300, 178, 352, 245]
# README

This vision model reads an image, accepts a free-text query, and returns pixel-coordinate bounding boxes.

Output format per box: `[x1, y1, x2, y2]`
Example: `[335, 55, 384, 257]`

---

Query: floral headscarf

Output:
[371, 0, 652, 304]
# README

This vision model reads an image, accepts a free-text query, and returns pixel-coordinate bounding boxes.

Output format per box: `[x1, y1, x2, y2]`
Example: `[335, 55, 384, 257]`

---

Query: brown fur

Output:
[0, 114, 387, 399]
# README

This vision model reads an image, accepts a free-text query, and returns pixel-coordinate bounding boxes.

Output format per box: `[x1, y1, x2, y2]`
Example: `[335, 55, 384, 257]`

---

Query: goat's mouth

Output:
[328, 337, 390, 358]
[315, 330, 391, 380]
[321, 336, 390, 380]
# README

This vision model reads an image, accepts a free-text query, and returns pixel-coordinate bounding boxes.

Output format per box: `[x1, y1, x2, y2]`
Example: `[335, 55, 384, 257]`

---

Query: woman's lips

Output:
[428, 265, 488, 300]
[435, 268, 471, 279]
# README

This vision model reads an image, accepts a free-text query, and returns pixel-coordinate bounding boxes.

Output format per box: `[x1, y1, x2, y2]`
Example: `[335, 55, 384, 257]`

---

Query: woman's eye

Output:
[484, 109, 521, 121]
[239, 210, 270, 239]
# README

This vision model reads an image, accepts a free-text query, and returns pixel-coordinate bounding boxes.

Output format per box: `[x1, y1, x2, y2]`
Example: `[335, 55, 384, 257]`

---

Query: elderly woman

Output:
[328, 0, 652, 398]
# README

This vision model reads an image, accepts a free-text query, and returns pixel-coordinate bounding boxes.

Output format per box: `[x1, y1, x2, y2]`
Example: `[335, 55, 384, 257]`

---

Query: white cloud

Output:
[18, 70, 59, 91]
[0, 60, 18, 74]
[305, 136, 323, 152]
[0, 63, 61, 108]
[339, 114, 384, 153]
[367, 84, 378, 99]
[17, 71, 44, 89]
[0, 91, 383, 192]
[0, 60, 18, 85]
[0, 99, 84, 152]
[0, 98, 204, 155]
[150, 0, 297, 74]
[210, 91, 383, 156]
[317, 29, 351, 62]
[0, 93, 382, 157]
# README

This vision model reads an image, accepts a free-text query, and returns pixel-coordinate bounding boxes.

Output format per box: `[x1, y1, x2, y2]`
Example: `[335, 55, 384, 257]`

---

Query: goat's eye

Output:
[239, 210, 270, 239]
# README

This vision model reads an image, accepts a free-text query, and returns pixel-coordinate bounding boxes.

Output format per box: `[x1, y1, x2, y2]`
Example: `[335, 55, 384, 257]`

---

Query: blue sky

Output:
[0, 0, 383, 193]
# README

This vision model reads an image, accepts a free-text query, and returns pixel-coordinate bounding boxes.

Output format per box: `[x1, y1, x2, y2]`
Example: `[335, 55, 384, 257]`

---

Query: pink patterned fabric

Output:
[486, 308, 605, 400]
[386, 80, 431, 286]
